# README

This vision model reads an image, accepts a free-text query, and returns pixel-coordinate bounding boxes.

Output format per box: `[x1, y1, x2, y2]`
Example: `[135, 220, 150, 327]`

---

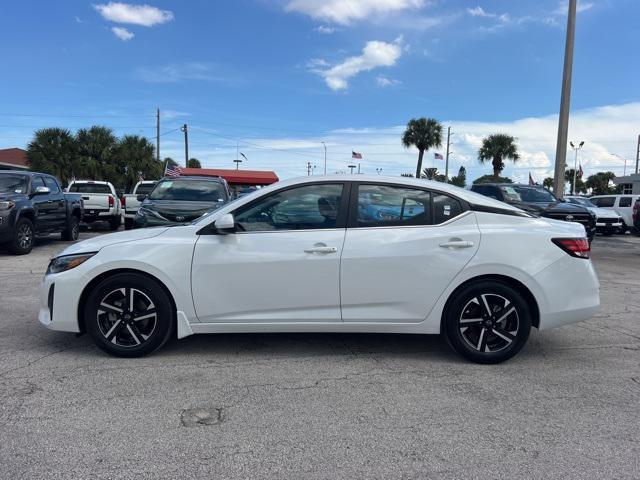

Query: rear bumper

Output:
[534, 255, 600, 330]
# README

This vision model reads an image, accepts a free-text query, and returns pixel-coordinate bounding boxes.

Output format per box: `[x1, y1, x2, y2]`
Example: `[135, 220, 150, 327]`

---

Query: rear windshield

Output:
[135, 183, 156, 195]
[0, 175, 29, 194]
[69, 183, 112, 194]
[149, 179, 227, 202]
[500, 185, 556, 203]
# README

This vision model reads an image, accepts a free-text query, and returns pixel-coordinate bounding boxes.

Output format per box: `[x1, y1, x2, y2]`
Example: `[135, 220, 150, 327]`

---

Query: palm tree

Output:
[543, 177, 554, 190]
[76, 126, 117, 182]
[116, 135, 161, 192]
[478, 134, 520, 178]
[402, 118, 443, 178]
[422, 167, 445, 182]
[187, 158, 202, 168]
[26, 128, 77, 185]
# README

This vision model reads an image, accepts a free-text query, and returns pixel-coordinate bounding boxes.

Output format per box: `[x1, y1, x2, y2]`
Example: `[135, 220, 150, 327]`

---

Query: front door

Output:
[191, 182, 349, 323]
[30, 176, 54, 232]
[340, 183, 480, 322]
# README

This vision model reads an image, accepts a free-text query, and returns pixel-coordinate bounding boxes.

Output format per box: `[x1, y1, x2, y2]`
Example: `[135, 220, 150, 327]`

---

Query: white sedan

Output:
[39, 176, 600, 364]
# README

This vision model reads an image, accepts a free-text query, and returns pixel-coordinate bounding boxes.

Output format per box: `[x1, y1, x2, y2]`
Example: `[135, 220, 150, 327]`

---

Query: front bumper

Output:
[38, 270, 85, 333]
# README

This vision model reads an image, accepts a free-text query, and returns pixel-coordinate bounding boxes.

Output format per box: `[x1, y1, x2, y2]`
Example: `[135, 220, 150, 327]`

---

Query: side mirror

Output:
[214, 213, 236, 234]
[136, 194, 147, 202]
[33, 186, 51, 195]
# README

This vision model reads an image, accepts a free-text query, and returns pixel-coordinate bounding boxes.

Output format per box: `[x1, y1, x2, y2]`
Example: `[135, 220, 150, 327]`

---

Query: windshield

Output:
[149, 179, 227, 202]
[500, 185, 557, 203]
[567, 197, 595, 208]
[0, 175, 29, 194]
[69, 183, 112, 194]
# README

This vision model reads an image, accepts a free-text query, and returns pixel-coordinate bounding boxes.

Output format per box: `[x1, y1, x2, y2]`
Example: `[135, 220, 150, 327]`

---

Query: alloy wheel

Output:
[17, 223, 33, 249]
[97, 287, 157, 347]
[458, 293, 519, 353]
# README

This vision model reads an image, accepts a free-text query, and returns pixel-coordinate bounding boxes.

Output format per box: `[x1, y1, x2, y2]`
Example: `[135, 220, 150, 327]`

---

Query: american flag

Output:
[138, 171, 145, 182]
[352, 151, 362, 159]
[434, 153, 444, 160]
[578, 163, 584, 179]
[529, 172, 535, 186]
[164, 164, 182, 178]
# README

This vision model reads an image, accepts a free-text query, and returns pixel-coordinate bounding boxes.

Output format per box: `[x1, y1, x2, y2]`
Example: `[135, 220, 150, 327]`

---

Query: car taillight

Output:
[109, 195, 114, 207]
[552, 238, 590, 259]
[633, 202, 639, 223]
[120, 197, 126, 208]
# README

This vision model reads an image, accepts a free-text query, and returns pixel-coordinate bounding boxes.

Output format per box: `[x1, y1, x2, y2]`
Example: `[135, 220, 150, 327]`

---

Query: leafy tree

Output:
[423, 167, 446, 182]
[449, 166, 466, 188]
[187, 158, 201, 168]
[585, 171, 616, 195]
[115, 135, 162, 192]
[478, 134, 520, 177]
[543, 177, 554, 190]
[565, 169, 586, 194]
[402, 118, 443, 178]
[75, 126, 118, 183]
[164, 157, 178, 168]
[473, 174, 513, 184]
[26, 128, 77, 185]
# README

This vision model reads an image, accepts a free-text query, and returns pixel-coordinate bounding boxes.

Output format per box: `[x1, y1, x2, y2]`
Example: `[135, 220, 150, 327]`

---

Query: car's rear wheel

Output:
[443, 281, 531, 364]
[124, 218, 134, 230]
[61, 215, 80, 241]
[10, 217, 35, 255]
[84, 273, 174, 357]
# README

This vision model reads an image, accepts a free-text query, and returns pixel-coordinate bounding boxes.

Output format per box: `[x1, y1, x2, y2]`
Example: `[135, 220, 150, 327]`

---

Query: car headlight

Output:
[46, 253, 96, 275]
[0, 201, 15, 210]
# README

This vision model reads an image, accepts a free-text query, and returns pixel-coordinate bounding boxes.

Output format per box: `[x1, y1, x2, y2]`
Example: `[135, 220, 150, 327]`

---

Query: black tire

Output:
[84, 273, 175, 357]
[61, 215, 80, 241]
[10, 217, 35, 255]
[124, 218, 134, 230]
[443, 281, 532, 364]
[108, 217, 121, 231]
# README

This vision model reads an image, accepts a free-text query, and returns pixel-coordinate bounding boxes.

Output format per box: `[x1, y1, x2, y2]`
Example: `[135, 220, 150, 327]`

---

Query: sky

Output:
[0, 0, 639, 183]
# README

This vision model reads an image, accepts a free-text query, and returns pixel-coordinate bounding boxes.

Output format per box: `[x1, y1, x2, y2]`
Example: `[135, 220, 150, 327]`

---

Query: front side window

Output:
[43, 177, 60, 194]
[356, 184, 431, 227]
[234, 183, 344, 232]
[31, 177, 46, 193]
[619, 197, 632, 207]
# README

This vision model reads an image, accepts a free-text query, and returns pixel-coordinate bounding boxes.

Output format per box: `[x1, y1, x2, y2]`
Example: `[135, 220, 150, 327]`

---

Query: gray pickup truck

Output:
[0, 171, 84, 255]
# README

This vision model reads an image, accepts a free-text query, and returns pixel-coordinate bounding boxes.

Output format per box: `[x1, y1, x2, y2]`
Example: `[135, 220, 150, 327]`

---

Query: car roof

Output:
[258, 175, 524, 212]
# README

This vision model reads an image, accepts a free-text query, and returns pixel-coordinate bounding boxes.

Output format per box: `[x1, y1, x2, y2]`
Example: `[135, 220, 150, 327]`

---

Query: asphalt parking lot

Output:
[1, 230, 639, 479]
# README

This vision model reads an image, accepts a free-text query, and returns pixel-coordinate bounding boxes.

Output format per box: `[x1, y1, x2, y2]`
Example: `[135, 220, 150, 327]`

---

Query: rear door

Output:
[340, 183, 480, 322]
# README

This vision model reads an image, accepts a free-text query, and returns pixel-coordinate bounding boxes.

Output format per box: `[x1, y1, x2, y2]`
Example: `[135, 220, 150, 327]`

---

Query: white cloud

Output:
[285, 0, 425, 25]
[314, 25, 335, 34]
[467, 6, 494, 18]
[312, 38, 403, 90]
[94, 2, 174, 27]
[111, 26, 134, 41]
[135, 62, 230, 83]
[376, 75, 400, 87]
[74, 16, 83, 23]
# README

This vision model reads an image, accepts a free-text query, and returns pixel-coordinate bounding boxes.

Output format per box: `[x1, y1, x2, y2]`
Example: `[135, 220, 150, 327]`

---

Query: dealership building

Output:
[613, 173, 640, 194]
[0, 148, 29, 171]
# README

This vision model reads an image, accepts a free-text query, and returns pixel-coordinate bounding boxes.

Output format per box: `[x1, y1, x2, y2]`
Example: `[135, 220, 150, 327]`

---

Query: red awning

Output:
[180, 168, 279, 185]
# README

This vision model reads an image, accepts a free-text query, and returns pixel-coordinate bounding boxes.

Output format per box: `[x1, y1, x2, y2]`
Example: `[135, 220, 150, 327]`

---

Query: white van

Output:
[589, 194, 640, 232]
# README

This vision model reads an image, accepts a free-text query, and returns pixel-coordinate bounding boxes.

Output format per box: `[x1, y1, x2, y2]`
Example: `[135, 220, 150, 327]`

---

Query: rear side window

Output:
[356, 184, 431, 227]
[69, 183, 112, 194]
[619, 197, 632, 207]
[591, 197, 615, 207]
[433, 193, 463, 224]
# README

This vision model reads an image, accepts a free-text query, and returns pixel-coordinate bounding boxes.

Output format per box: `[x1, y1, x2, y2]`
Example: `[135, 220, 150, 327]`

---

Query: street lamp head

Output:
[579, 141, 584, 148]
[570, 142, 575, 148]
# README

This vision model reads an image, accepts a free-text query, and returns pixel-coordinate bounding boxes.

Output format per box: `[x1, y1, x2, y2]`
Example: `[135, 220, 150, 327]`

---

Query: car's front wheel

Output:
[443, 281, 532, 364]
[10, 217, 35, 255]
[84, 273, 175, 357]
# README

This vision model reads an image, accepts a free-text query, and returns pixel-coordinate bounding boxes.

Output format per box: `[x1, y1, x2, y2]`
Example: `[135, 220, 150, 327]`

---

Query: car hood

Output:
[140, 199, 222, 222]
[591, 206, 619, 218]
[55, 227, 170, 257]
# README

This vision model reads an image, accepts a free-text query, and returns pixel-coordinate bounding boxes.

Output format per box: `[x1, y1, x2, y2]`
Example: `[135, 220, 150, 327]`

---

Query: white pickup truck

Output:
[122, 180, 157, 230]
[66, 180, 122, 231]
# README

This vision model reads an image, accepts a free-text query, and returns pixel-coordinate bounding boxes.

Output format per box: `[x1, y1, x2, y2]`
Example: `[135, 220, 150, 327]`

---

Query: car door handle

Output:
[439, 239, 474, 249]
[304, 245, 338, 254]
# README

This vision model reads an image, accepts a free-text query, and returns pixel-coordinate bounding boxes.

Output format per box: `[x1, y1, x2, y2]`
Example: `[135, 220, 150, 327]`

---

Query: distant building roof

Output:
[181, 167, 279, 185]
[0, 148, 29, 170]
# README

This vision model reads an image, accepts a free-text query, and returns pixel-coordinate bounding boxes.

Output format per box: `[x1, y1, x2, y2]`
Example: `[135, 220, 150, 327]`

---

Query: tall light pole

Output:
[552, 0, 577, 199]
[321, 142, 327, 175]
[444, 126, 452, 182]
[180, 124, 189, 167]
[569, 141, 584, 195]
[611, 153, 628, 176]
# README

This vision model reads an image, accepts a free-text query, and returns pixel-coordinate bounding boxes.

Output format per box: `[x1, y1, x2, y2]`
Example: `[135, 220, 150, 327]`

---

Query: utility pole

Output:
[321, 142, 327, 175]
[180, 124, 189, 166]
[444, 126, 452, 182]
[636, 134, 640, 174]
[552, 0, 577, 199]
[156, 108, 160, 162]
